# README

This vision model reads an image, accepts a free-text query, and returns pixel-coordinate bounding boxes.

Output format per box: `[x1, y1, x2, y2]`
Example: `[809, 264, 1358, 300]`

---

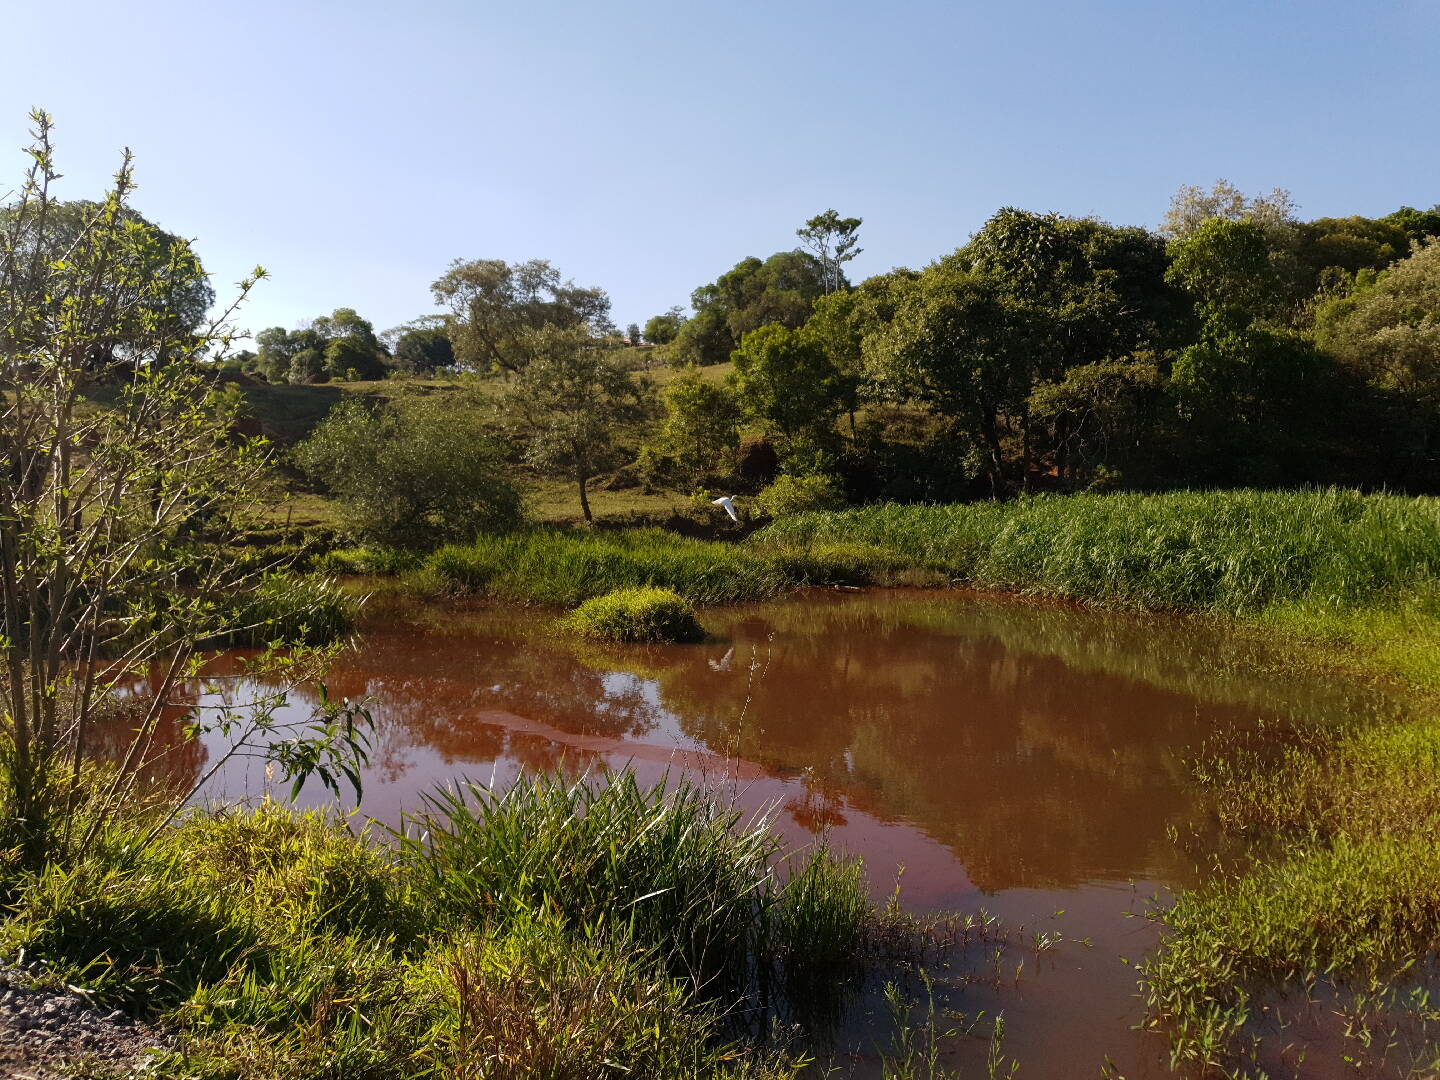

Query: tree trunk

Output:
[1020, 406, 1033, 493]
[982, 410, 1005, 497]
[577, 474, 593, 523]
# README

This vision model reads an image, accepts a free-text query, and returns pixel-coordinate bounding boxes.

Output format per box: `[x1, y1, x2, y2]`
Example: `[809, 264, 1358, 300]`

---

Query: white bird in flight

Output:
[711, 495, 739, 522]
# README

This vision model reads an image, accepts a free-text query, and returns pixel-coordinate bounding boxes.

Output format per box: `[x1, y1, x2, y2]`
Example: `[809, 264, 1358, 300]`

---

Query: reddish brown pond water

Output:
[165, 589, 1401, 1078]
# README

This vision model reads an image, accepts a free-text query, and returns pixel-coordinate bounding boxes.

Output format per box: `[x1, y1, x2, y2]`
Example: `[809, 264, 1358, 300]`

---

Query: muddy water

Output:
[176, 590, 1399, 1077]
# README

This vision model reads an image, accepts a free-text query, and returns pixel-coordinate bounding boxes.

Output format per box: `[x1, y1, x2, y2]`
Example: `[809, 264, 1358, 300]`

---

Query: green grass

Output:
[401, 528, 938, 607]
[559, 586, 707, 643]
[1143, 833, 1440, 1077]
[754, 489, 1440, 615]
[414, 528, 792, 605]
[754, 489, 1440, 690]
[0, 772, 895, 1079]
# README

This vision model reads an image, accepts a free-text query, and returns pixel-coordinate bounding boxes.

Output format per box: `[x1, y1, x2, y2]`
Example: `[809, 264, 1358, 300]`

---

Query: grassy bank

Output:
[0, 771, 906, 1079]
[754, 488, 1440, 688]
[342, 527, 914, 607]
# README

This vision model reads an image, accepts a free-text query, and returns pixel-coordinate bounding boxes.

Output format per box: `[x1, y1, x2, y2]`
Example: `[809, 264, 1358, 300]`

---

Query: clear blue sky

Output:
[4, 0, 1437, 343]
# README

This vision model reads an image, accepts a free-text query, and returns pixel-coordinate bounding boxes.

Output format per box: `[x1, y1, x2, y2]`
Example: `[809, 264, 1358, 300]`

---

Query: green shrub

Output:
[560, 587, 706, 643]
[294, 394, 524, 549]
[754, 472, 847, 517]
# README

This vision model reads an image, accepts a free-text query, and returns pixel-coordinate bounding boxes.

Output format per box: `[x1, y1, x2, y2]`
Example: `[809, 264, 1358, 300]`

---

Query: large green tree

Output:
[652, 371, 742, 484]
[730, 324, 844, 446]
[0, 197, 214, 369]
[502, 327, 650, 521]
[391, 326, 455, 373]
[1382, 205, 1440, 245]
[431, 258, 612, 374]
[1315, 240, 1440, 402]
[669, 251, 826, 366]
[958, 207, 1181, 375]
[802, 270, 919, 434]
[254, 309, 387, 383]
[864, 267, 1046, 490]
[1315, 239, 1440, 480]
[643, 306, 686, 345]
[1165, 220, 1332, 479]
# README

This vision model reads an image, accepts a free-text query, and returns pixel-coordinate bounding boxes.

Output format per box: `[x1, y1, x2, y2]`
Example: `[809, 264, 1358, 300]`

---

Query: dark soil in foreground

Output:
[0, 961, 169, 1079]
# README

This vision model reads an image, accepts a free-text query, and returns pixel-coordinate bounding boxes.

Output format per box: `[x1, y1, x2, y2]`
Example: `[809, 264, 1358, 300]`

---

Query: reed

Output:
[395, 770, 870, 988]
[210, 572, 360, 646]
[754, 489, 1440, 617]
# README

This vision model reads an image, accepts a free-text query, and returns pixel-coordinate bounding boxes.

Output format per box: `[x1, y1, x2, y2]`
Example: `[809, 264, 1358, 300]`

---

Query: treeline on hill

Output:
[229, 186, 1440, 536]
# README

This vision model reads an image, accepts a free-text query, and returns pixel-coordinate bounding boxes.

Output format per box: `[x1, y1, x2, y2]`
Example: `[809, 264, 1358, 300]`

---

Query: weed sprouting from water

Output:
[878, 969, 1019, 1080]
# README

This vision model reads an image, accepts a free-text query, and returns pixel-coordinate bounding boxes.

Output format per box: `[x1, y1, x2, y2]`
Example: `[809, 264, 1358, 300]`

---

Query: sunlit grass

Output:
[755, 488, 1440, 690]
[0, 773, 894, 1079]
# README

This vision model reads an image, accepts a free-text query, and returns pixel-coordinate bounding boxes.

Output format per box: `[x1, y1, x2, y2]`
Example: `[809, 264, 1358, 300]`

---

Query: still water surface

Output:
[180, 589, 1399, 1077]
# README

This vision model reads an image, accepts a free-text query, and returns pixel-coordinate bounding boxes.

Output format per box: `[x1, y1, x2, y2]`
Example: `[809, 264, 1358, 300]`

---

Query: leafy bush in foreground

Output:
[560, 586, 706, 643]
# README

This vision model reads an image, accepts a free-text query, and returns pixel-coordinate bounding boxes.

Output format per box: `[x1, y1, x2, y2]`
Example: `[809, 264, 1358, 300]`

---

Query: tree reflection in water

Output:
[169, 590, 1403, 896]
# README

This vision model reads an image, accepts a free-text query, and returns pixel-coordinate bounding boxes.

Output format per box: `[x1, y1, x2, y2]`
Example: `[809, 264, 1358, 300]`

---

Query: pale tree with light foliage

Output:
[0, 111, 369, 867]
[797, 209, 863, 295]
[431, 257, 613, 374]
[1160, 179, 1298, 241]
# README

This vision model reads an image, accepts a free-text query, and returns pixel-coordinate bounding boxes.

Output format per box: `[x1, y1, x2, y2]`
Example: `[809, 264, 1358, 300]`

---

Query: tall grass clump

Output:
[396, 771, 870, 990]
[401, 914, 779, 1080]
[417, 528, 791, 605]
[560, 586, 707, 643]
[210, 572, 360, 646]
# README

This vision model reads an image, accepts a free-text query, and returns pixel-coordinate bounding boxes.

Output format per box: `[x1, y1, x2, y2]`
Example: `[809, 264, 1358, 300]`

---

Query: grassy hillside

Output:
[237, 365, 737, 528]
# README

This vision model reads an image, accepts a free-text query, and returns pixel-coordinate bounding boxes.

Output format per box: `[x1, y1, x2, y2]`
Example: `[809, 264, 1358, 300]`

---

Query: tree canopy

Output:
[0, 197, 214, 367]
[431, 258, 612, 374]
[669, 251, 827, 365]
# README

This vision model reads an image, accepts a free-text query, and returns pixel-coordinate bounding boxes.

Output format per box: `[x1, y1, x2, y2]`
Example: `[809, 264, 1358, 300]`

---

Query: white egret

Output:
[707, 646, 736, 672]
[711, 495, 739, 522]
